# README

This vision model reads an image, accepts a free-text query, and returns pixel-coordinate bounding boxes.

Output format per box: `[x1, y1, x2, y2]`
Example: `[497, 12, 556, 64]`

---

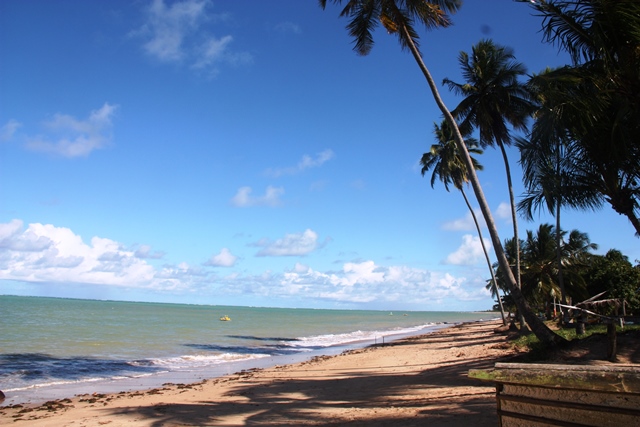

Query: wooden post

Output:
[576, 310, 587, 335]
[607, 321, 617, 362]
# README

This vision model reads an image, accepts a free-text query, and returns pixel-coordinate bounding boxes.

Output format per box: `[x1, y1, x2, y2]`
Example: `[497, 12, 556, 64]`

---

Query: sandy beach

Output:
[1, 319, 523, 426]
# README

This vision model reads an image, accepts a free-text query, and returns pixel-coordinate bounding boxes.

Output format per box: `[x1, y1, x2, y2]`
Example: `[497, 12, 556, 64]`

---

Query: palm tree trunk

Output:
[400, 25, 564, 346]
[461, 187, 506, 325]
[554, 146, 568, 322]
[621, 207, 640, 236]
[629, 214, 640, 236]
[497, 142, 521, 288]
[555, 201, 568, 322]
[497, 142, 526, 329]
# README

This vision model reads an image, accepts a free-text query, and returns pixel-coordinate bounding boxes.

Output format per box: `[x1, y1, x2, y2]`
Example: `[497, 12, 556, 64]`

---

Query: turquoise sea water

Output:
[0, 295, 497, 405]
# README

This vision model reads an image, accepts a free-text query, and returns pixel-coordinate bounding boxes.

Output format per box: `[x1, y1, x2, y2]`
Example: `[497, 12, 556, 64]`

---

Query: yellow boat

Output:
[219, 315, 231, 321]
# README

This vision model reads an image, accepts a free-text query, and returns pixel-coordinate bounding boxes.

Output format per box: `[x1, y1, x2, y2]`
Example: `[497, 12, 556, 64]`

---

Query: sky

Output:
[1, 0, 638, 312]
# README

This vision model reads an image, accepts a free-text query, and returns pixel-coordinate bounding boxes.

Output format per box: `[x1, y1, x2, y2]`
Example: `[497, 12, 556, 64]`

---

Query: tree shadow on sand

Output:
[99, 351, 509, 426]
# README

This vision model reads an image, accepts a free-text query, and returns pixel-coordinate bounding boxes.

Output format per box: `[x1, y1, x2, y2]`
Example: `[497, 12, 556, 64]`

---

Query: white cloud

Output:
[140, 0, 207, 62]
[1, 119, 21, 142]
[193, 35, 232, 67]
[266, 149, 334, 177]
[342, 260, 384, 286]
[253, 229, 319, 257]
[0, 219, 193, 290]
[442, 203, 511, 232]
[442, 210, 481, 232]
[291, 262, 309, 273]
[0, 219, 53, 252]
[25, 103, 118, 157]
[231, 186, 284, 207]
[134, 244, 165, 259]
[193, 35, 253, 73]
[205, 248, 237, 267]
[275, 22, 302, 34]
[496, 202, 512, 221]
[136, 0, 251, 74]
[443, 234, 490, 266]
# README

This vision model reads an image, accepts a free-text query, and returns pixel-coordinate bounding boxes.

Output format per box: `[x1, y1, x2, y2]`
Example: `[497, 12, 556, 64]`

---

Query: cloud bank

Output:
[0, 219, 490, 309]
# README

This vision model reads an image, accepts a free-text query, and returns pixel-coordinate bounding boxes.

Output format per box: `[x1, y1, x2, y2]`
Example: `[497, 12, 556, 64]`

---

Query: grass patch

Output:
[555, 323, 640, 341]
[511, 333, 545, 361]
[508, 322, 640, 362]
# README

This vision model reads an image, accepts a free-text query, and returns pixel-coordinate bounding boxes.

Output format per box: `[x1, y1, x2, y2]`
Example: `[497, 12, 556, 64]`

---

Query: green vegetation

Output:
[442, 1, 640, 324]
[322, 0, 563, 347]
[321, 1, 639, 347]
[521, 0, 640, 235]
[512, 323, 640, 361]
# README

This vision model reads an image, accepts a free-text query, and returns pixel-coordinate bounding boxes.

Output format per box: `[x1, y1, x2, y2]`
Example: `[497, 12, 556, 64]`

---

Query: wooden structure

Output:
[469, 363, 640, 426]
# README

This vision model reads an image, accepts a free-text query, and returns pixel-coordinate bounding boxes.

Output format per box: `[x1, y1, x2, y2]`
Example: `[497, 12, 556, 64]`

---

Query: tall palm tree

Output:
[421, 119, 507, 325]
[516, 72, 601, 318]
[443, 39, 535, 302]
[517, 134, 569, 319]
[320, 0, 563, 344]
[519, 0, 640, 235]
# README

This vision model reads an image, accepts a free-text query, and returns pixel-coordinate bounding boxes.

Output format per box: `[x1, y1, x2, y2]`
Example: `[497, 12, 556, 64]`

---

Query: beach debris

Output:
[38, 400, 72, 412]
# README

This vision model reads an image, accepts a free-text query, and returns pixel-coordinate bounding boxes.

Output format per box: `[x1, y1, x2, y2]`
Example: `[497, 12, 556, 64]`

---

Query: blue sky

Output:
[1, 0, 637, 311]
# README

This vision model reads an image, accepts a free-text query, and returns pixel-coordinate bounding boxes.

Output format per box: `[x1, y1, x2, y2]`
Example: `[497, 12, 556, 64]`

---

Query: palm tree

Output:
[495, 224, 596, 317]
[516, 75, 601, 319]
[519, 0, 640, 234]
[443, 39, 535, 304]
[421, 119, 507, 325]
[522, 225, 596, 308]
[521, 225, 560, 313]
[517, 134, 568, 320]
[320, 0, 563, 344]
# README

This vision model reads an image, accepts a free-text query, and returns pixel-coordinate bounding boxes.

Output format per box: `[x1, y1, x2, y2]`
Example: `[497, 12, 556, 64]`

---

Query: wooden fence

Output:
[469, 363, 640, 426]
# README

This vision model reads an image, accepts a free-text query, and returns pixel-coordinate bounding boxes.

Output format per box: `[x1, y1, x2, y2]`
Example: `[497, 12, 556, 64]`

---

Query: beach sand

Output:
[0, 319, 520, 426]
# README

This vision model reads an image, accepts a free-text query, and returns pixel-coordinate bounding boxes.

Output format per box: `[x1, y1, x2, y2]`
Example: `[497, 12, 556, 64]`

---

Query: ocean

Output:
[0, 295, 497, 405]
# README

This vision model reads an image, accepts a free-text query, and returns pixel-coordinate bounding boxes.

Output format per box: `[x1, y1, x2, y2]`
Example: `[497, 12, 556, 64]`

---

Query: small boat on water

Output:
[219, 315, 231, 321]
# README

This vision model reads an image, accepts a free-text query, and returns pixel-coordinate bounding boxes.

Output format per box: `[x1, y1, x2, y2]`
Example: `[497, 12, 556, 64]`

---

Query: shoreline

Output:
[1, 319, 516, 426]
[1, 320, 467, 407]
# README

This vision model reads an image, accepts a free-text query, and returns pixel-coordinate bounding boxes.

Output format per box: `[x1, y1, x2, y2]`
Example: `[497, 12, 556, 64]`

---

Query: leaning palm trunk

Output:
[461, 187, 506, 325]
[400, 25, 563, 345]
[497, 142, 525, 329]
